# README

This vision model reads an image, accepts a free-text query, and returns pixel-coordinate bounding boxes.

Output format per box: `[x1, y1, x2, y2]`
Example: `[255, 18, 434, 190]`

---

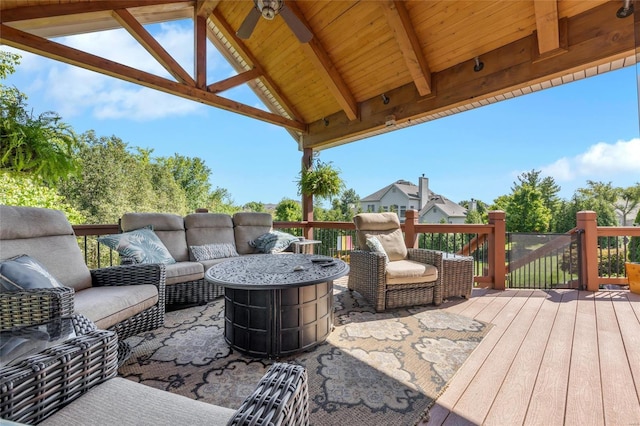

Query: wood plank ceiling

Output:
[0, 0, 636, 152]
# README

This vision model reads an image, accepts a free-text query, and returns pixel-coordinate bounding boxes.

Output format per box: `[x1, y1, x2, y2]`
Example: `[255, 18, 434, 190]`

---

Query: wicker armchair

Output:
[1, 319, 310, 425]
[348, 212, 443, 311]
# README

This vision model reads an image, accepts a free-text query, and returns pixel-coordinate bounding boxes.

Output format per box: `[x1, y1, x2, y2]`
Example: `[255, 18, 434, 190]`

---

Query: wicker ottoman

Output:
[441, 253, 474, 299]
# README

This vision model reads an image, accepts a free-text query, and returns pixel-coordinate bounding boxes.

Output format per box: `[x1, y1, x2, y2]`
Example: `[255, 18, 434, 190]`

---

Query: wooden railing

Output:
[71, 210, 640, 291]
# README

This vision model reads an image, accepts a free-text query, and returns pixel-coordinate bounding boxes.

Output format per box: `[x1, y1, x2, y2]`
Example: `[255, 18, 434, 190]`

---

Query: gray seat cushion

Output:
[74, 285, 159, 330]
[39, 377, 236, 426]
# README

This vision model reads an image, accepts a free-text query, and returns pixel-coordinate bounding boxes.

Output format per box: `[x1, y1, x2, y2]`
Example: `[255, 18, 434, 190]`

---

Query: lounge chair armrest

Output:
[0, 286, 75, 332]
[407, 248, 444, 270]
[90, 263, 166, 292]
[349, 250, 387, 277]
[228, 362, 309, 426]
[0, 315, 118, 425]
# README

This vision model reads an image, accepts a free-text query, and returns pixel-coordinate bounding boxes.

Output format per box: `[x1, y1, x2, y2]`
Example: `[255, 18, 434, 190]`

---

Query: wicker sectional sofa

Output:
[118, 211, 280, 305]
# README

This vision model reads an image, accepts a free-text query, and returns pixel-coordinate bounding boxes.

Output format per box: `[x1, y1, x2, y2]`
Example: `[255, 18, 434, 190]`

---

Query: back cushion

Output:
[185, 213, 236, 261]
[354, 212, 408, 261]
[232, 212, 273, 255]
[0, 205, 92, 291]
[120, 213, 189, 262]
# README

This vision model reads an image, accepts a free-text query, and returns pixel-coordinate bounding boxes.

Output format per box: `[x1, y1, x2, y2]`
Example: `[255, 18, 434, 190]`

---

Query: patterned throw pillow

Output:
[249, 231, 300, 254]
[0, 254, 63, 292]
[365, 236, 390, 264]
[98, 227, 176, 265]
[190, 243, 239, 261]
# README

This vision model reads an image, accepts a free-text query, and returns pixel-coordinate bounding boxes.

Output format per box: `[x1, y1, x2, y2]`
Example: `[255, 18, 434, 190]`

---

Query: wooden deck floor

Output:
[422, 287, 640, 426]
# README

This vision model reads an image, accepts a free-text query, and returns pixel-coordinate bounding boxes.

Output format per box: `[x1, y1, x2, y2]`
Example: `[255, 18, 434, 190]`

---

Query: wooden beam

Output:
[0, 24, 306, 132]
[196, 0, 220, 18]
[286, 1, 359, 121]
[208, 8, 304, 122]
[207, 68, 261, 93]
[111, 8, 195, 86]
[194, 12, 207, 89]
[381, 0, 432, 96]
[534, 0, 560, 54]
[303, 1, 633, 147]
[0, 0, 187, 22]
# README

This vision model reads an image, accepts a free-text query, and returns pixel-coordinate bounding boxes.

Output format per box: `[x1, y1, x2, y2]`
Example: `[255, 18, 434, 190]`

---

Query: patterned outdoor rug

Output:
[118, 279, 491, 425]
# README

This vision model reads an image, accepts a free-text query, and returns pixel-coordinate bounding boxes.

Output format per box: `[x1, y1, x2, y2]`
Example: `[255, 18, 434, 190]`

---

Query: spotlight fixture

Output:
[473, 56, 484, 72]
[322, 117, 329, 127]
[617, 0, 634, 18]
[381, 94, 390, 105]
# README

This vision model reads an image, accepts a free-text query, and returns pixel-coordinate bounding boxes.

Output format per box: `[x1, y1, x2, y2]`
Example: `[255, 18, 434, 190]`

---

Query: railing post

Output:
[488, 210, 506, 290]
[577, 210, 599, 291]
[404, 209, 419, 248]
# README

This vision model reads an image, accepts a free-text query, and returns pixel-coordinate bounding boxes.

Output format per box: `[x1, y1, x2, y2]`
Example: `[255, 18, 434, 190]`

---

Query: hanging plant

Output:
[296, 158, 344, 200]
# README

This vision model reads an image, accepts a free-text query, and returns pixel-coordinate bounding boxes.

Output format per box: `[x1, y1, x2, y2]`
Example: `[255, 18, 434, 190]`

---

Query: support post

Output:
[404, 209, 419, 248]
[577, 210, 599, 291]
[488, 211, 506, 290]
[301, 148, 314, 240]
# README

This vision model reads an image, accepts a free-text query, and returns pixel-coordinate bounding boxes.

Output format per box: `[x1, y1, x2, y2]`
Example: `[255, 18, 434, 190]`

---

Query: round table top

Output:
[204, 254, 349, 290]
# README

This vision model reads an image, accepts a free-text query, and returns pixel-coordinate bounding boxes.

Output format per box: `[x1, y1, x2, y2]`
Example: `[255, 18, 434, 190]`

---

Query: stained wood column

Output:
[488, 211, 506, 290]
[301, 148, 314, 239]
[577, 210, 599, 292]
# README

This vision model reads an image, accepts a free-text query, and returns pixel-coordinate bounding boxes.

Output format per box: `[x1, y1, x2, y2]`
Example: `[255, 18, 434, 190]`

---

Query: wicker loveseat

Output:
[0, 205, 166, 345]
[118, 211, 291, 305]
[0, 313, 310, 425]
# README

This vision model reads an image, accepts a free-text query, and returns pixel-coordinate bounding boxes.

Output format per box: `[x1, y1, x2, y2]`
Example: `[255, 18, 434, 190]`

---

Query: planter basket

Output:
[626, 262, 640, 295]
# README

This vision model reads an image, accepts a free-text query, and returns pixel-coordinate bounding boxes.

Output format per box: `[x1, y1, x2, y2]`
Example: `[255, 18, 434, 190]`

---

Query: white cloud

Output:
[7, 21, 235, 122]
[540, 138, 640, 187]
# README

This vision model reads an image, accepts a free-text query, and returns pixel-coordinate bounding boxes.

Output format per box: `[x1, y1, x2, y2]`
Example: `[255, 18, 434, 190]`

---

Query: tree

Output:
[505, 184, 551, 232]
[1, 51, 80, 184]
[615, 183, 640, 226]
[0, 171, 85, 224]
[205, 187, 239, 214]
[335, 188, 360, 221]
[243, 201, 265, 212]
[59, 132, 190, 223]
[159, 154, 212, 212]
[274, 198, 302, 222]
[630, 208, 640, 262]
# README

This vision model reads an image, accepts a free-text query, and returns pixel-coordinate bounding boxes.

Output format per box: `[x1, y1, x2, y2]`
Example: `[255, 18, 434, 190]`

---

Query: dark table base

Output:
[224, 281, 334, 358]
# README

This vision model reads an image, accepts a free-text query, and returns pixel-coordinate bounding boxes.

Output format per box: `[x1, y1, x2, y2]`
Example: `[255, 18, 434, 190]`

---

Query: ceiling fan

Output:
[236, 0, 313, 43]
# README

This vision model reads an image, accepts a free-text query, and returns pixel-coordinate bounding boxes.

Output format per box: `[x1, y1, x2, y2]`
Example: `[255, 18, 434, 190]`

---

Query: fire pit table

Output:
[205, 254, 349, 358]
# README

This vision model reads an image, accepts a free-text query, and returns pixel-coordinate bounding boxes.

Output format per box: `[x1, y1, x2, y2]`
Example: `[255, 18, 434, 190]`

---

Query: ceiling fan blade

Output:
[280, 4, 313, 43]
[237, 7, 261, 39]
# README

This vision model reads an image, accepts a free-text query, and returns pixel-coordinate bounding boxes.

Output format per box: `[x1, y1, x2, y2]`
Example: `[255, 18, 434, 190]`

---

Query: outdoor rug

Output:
[118, 279, 491, 425]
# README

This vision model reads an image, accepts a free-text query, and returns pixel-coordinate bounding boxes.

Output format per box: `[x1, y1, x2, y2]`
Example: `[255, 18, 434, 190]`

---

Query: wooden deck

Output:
[422, 288, 640, 426]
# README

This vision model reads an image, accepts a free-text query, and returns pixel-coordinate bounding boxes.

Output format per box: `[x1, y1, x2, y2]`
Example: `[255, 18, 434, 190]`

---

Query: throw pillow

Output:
[190, 243, 239, 261]
[249, 231, 300, 254]
[97, 227, 176, 265]
[365, 236, 390, 264]
[0, 254, 64, 292]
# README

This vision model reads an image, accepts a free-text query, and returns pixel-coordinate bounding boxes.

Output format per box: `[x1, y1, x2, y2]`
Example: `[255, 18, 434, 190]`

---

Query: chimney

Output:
[418, 174, 429, 210]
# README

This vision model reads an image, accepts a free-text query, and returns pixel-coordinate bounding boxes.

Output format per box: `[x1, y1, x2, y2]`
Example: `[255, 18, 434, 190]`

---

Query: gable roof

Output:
[361, 179, 431, 203]
[420, 195, 468, 218]
[0, 1, 633, 151]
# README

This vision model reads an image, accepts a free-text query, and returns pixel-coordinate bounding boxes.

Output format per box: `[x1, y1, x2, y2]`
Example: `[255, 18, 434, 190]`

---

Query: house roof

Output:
[420, 195, 468, 219]
[0, 1, 635, 152]
[360, 179, 430, 203]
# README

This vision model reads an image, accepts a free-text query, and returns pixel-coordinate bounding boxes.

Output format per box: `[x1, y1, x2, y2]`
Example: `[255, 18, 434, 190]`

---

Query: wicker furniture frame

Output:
[0, 314, 119, 424]
[441, 253, 475, 300]
[348, 248, 444, 312]
[91, 263, 167, 342]
[1, 325, 309, 425]
[0, 287, 75, 332]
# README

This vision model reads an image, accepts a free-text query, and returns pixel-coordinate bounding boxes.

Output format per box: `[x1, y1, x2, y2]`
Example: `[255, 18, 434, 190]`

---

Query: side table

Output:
[441, 253, 474, 299]
[291, 239, 322, 254]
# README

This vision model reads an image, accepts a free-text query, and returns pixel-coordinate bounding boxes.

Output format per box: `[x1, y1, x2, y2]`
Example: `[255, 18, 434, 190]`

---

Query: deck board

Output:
[421, 288, 640, 426]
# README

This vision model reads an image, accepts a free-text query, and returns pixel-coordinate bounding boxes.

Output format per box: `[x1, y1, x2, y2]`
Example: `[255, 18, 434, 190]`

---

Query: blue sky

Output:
[2, 20, 639, 208]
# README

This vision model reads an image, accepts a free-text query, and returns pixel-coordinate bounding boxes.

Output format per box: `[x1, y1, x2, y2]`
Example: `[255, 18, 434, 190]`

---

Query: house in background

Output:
[359, 175, 467, 223]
